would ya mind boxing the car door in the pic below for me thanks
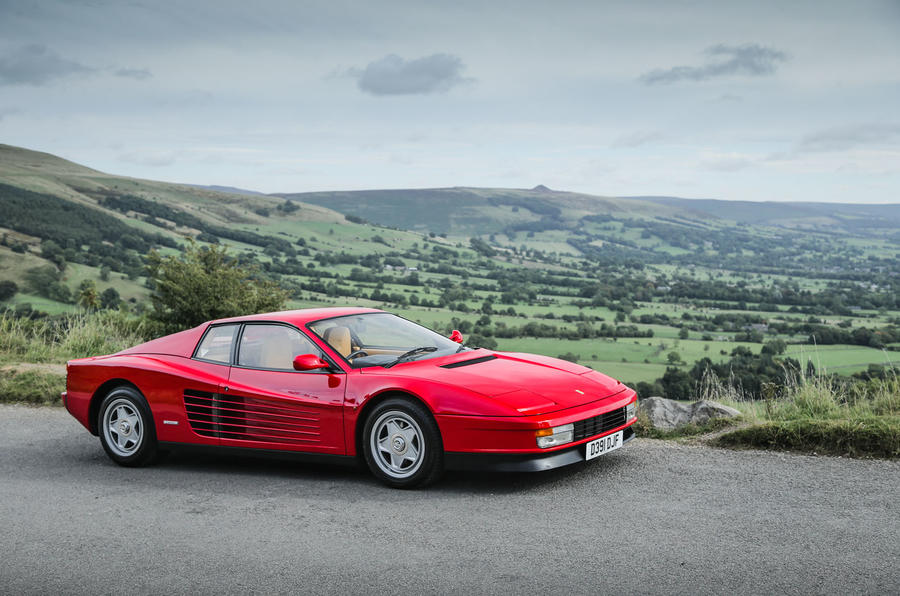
[221,323,347,454]
[177,323,242,445]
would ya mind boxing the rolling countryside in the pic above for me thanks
[1,143,898,396]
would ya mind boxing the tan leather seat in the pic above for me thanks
[323,326,352,357]
[259,330,294,370]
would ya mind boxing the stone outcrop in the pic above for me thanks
[640,397,741,430]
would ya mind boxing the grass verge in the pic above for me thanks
[0,369,65,406]
[633,413,740,439]
[0,310,147,364]
[714,418,900,459]
[709,371,899,459]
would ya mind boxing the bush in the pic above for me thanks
[146,241,288,332]
[557,352,579,363]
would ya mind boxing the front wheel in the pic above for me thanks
[98,386,159,467]
[363,398,444,488]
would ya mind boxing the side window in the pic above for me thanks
[237,324,323,371]
[194,324,239,364]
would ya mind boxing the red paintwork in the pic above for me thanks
[65,307,637,461]
[293,354,330,371]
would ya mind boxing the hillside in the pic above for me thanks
[276,185,684,236]
[0,144,343,230]
[632,196,900,233]
[1,143,898,393]
[279,185,900,239]
[280,183,898,275]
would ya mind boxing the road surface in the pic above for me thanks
[1,405,897,594]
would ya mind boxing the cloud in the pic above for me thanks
[114,67,152,80]
[0,107,22,121]
[350,53,471,95]
[151,89,214,108]
[640,43,787,85]
[798,123,900,152]
[0,44,93,86]
[701,155,753,172]
[611,130,664,148]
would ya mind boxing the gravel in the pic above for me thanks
[1,404,898,595]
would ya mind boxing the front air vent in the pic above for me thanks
[440,355,498,369]
[573,406,627,441]
[183,389,320,445]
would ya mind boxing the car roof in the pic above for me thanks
[209,306,385,327]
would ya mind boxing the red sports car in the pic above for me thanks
[64,307,638,488]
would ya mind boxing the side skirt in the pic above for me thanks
[158,442,358,467]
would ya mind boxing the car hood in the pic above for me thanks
[366,350,626,415]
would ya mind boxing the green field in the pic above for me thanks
[1,143,898,400]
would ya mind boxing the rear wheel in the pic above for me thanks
[363,398,443,488]
[98,387,159,467]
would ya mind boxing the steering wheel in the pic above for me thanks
[347,349,369,360]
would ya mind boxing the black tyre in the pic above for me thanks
[363,397,444,488]
[97,386,159,467]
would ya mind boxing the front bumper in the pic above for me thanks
[444,426,635,472]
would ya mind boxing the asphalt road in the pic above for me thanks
[1,405,897,595]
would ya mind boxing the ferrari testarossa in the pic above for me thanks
[64,307,638,488]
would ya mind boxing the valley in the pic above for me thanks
[1,143,898,397]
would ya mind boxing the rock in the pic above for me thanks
[640,396,741,430]
[691,400,741,425]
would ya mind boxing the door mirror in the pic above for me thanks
[293,354,331,371]
[449,329,464,344]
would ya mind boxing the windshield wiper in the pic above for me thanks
[383,346,438,368]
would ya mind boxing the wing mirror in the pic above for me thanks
[449,329,464,344]
[293,354,331,371]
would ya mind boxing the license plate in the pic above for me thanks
[585,430,623,460]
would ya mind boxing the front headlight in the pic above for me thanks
[535,423,574,448]
[626,399,637,421]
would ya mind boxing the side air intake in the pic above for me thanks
[183,389,321,445]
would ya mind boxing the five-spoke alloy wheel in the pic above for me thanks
[363,398,443,488]
[98,386,159,467]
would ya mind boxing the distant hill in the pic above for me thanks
[276,186,683,236]
[277,186,899,237]
[629,196,900,232]
[0,143,343,232]
[1,143,897,290]
[185,184,267,196]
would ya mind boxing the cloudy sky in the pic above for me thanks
[1,0,898,203]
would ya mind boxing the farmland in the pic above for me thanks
[1,143,898,397]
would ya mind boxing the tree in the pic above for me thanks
[661,366,693,400]
[678,327,689,340]
[24,265,72,303]
[761,339,787,355]
[77,280,99,310]
[469,237,496,257]
[146,241,288,331]
[40,239,66,270]
[100,287,121,310]
[0,280,18,301]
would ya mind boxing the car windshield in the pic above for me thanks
[308,313,468,368]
